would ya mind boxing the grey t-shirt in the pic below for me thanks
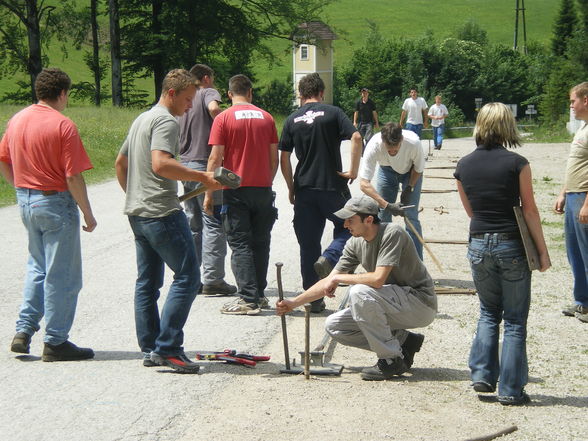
[178,87,222,162]
[119,104,182,218]
[335,223,437,310]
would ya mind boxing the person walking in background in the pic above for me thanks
[353,87,379,147]
[207,74,279,316]
[454,102,550,405]
[359,122,425,259]
[115,69,221,373]
[0,68,96,362]
[279,72,362,313]
[399,88,428,137]
[554,81,588,323]
[428,95,449,150]
[178,63,236,297]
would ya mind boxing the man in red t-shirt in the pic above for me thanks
[0,68,96,362]
[207,74,278,315]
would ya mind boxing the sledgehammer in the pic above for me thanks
[179,167,241,202]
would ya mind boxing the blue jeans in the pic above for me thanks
[222,187,276,303]
[467,234,531,398]
[293,188,351,290]
[15,188,82,345]
[377,166,423,259]
[128,210,199,356]
[432,124,445,148]
[405,123,423,137]
[182,160,228,285]
[564,192,588,307]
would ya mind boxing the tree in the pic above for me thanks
[551,0,577,56]
[454,19,488,46]
[0,0,56,102]
[116,0,333,100]
[108,0,122,106]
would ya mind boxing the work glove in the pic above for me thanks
[384,202,405,217]
[400,185,413,206]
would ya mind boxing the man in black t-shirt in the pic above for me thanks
[353,88,379,145]
[280,73,362,312]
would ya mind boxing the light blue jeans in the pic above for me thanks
[467,234,531,399]
[128,210,199,356]
[182,160,228,285]
[377,166,423,259]
[564,192,588,307]
[15,188,82,345]
[433,124,445,148]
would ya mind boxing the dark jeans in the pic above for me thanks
[222,187,276,304]
[293,188,351,290]
[128,210,199,356]
[358,122,374,146]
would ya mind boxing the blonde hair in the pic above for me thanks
[161,69,199,96]
[571,82,588,99]
[474,102,521,148]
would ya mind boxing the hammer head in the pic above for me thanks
[213,167,241,189]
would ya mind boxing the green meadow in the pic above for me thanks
[0,0,558,100]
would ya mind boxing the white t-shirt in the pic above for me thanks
[359,130,425,179]
[402,97,428,125]
[428,103,448,127]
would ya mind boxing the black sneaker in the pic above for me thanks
[472,381,495,393]
[11,332,32,354]
[42,341,94,362]
[151,352,200,374]
[310,299,326,313]
[202,281,237,296]
[360,357,408,381]
[401,332,424,369]
[498,391,531,406]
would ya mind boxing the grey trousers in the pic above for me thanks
[182,160,228,285]
[325,284,436,360]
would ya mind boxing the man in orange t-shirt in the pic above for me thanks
[0,68,96,362]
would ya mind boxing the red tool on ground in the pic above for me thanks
[195,350,270,367]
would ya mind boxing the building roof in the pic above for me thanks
[293,21,337,42]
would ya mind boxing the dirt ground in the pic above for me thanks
[178,137,588,441]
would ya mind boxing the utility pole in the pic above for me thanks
[513,0,528,54]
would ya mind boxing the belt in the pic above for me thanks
[470,232,521,240]
[42,190,58,196]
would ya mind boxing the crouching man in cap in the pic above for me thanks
[276,196,437,380]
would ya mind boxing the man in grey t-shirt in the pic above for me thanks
[115,69,221,374]
[178,63,236,296]
[277,196,437,381]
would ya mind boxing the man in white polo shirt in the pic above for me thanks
[359,122,425,259]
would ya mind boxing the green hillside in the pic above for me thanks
[254,0,558,86]
[0,0,558,101]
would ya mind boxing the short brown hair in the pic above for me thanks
[571,82,588,99]
[380,122,403,146]
[189,64,214,81]
[298,73,324,99]
[35,68,71,101]
[161,69,198,96]
[228,74,252,96]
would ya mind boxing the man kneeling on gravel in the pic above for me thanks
[276,196,437,380]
